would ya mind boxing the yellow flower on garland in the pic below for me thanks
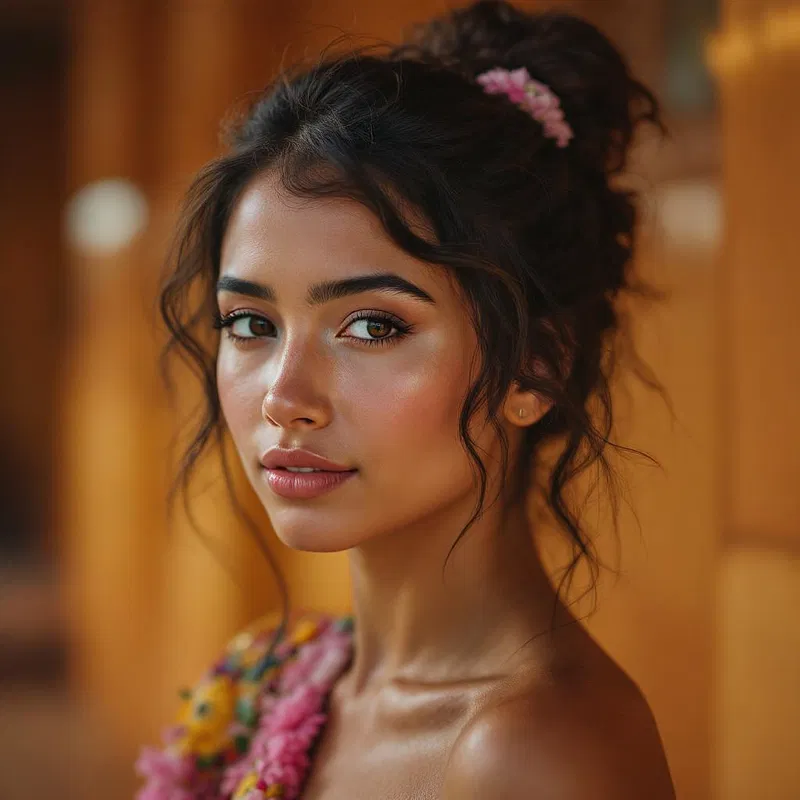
[174,674,236,757]
[232,771,260,799]
[232,771,285,799]
[289,618,320,646]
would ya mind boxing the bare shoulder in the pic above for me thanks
[443,653,676,799]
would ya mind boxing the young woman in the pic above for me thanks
[137,2,676,797]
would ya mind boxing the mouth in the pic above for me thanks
[271,467,358,474]
[263,466,358,499]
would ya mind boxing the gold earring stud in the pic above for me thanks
[518,408,526,419]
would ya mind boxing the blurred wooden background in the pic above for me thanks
[0,1,798,798]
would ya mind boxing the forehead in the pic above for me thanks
[219,169,440,284]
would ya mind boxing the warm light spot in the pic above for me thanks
[706,28,756,75]
[655,180,723,252]
[64,178,149,255]
[762,8,800,53]
[707,8,800,75]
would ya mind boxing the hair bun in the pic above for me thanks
[398,0,663,174]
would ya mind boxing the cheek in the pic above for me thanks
[353,339,474,473]
[217,350,262,438]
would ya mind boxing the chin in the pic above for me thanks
[277,533,353,553]
[265,511,361,553]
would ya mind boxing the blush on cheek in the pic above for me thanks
[356,377,478,527]
[373,358,493,497]
[369,371,464,457]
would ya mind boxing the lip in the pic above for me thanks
[263,468,357,499]
[260,447,354,472]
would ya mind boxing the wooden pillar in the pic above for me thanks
[711,1,800,797]
[63,0,164,756]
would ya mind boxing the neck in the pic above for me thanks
[344,491,573,694]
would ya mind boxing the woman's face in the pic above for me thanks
[217,170,514,552]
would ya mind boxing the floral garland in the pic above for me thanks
[135,612,354,800]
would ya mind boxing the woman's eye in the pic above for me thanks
[346,317,396,342]
[230,315,272,339]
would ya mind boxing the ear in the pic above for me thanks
[502,379,552,428]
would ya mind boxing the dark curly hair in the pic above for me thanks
[159,0,667,634]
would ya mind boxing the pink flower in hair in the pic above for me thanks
[476,66,575,148]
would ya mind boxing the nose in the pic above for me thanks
[262,394,324,429]
[260,340,331,430]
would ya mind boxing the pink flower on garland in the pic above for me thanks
[136,747,193,785]
[135,747,217,800]
[222,685,328,798]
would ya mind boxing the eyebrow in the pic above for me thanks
[216,272,436,306]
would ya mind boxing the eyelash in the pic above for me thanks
[212,309,413,349]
